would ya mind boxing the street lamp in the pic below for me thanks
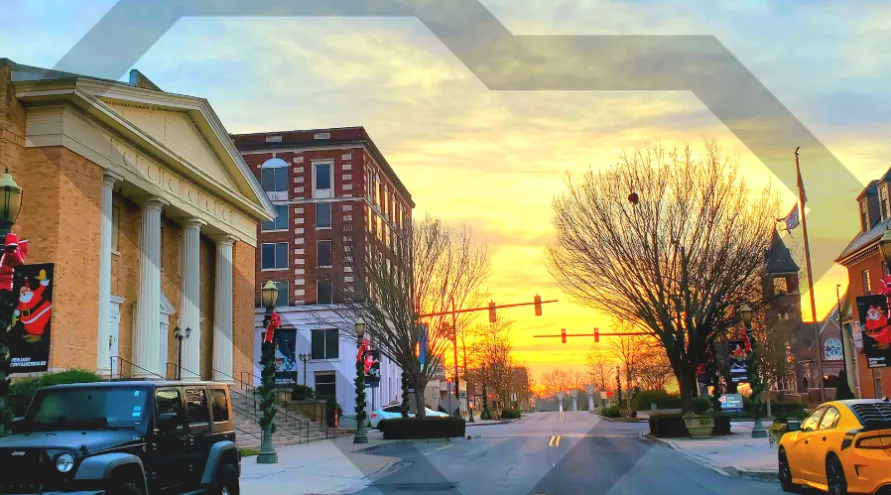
[739,303,767,438]
[298,353,310,393]
[257,281,279,464]
[0,169,23,237]
[354,317,369,444]
[173,326,191,380]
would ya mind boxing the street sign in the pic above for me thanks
[719,394,743,412]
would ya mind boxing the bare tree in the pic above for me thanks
[475,318,516,408]
[546,142,780,411]
[343,215,490,418]
[585,348,615,392]
[539,368,584,397]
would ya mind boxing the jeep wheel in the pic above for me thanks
[215,463,239,495]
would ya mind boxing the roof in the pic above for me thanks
[836,218,891,262]
[765,230,799,274]
[232,127,415,208]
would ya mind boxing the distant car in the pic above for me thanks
[369,405,451,428]
[777,398,891,494]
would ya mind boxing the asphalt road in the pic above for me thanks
[352,411,788,495]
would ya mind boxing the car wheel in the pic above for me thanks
[777,450,798,493]
[215,462,240,495]
[826,455,847,495]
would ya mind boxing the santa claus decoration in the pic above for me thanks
[864,304,891,349]
[263,312,281,343]
[13,269,51,343]
[0,232,27,293]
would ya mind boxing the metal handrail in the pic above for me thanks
[165,362,202,381]
[109,356,164,381]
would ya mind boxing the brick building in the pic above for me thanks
[0,59,275,381]
[231,128,414,411]
[836,174,891,399]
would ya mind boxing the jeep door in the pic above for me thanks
[183,386,213,488]
[151,387,190,492]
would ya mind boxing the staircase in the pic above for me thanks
[227,386,331,450]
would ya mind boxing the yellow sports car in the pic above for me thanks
[778,398,891,494]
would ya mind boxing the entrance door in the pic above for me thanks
[109,296,123,377]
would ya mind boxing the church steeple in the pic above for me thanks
[765,229,800,275]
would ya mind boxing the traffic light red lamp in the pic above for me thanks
[534,294,542,316]
[594,328,599,343]
[561,328,567,344]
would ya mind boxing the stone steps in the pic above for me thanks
[228,388,332,449]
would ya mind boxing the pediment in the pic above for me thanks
[101,101,238,191]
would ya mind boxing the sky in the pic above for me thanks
[4,0,890,381]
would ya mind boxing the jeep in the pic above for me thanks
[0,381,241,495]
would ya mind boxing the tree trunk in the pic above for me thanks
[766,391,772,418]
[413,387,427,418]
[400,369,411,418]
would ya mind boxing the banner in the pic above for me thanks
[719,394,743,412]
[364,349,381,386]
[6,263,54,373]
[418,323,428,365]
[262,327,297,386]
[853,321,864,351]
[728,340,750,383]
[856,295,891,368]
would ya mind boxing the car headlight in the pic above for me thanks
[55,452,75,473]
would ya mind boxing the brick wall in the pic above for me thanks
[232,240,256,383]
[845,251,889,398]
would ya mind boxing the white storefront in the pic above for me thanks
[253,306,403,412]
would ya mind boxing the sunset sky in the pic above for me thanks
[5,0,890,380]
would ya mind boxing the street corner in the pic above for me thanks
[721,466,779,482]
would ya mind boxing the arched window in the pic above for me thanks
[261,158,289,194]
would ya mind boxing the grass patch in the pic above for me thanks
[240,448,260,457]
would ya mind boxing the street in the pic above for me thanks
[351,412,786,495]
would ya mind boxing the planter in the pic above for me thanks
[684,416,715,438]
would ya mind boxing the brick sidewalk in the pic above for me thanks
[644,422,778,480]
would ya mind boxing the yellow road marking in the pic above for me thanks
[555,436,561,447]
[548,435,556,447]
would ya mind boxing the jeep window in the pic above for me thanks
[185,387,210,424]
[210,388,229,422]
[156,388,185,424]
[28,387,148,430]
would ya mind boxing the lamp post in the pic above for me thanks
[257,281,279,464]
[173,326,191,380]
[740,304,767,438]
[298,353,310,393]
[0,169,23,237]
[354,317,368,444]
[0,169,22,437]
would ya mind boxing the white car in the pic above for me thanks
[369,405,450,428]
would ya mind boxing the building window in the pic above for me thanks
[773,277,788,294]
[261,158,289,193]
[261,242,288,270]
[111,205,120,253]
[313,162,332,198]
[262,204,289,231]
[863,269,872,294]
[273,281,289,306]
[315,372,336,399]
[316,202,332,229]
[317,279,333,304]
[311,329,339,360]
[882,184,890,221]
[861,199,870,231]
[317,240,332,267]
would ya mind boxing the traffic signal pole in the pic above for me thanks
[535,329,650,343]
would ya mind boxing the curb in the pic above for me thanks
[334,457,408,495]
[639,433,777,482]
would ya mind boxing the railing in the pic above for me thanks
[109,356,164,381]
[165,362,202,381]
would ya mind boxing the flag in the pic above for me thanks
[777,205,800,231]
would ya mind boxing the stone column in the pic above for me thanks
[212,236,235,382]
[97,171,122,373]
[132,197,166,378]
[571,390,578,411]
[179,218,205,380]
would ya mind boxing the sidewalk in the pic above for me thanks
[240,431,405,495]
[643,422,778,481]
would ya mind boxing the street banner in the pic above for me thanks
[728,339,749,383]
[856,295,891,368]
[719,394,743,412]
[6,263,54,373]
[418,323,428,365]
[262,327,297,386]
[365,349,381,385]
[853,320,864,351]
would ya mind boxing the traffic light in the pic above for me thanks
[415,342,420,357]
[594,328,599,343]
[488,301,496,323]
[561,328,567,344]
[534,294,542,316]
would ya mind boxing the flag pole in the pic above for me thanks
[796,146,827,402]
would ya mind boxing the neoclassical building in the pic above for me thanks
[0,59,275,382]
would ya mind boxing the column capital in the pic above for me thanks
[183,217,207,230]
[215,234,236,246]
[142,196,170,210]
[103,169,125,186]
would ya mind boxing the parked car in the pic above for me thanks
[369,405,450,428]
[0,381,241,495]
[778,398,891,494]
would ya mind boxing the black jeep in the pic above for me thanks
[0,381,241,495]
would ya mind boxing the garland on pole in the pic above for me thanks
[355,351,367,425]
[259,313,281,433]
[400,369,410,418]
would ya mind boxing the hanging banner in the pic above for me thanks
[418,323,428,365]
[852,320,864,351]
[728,340,750,383]
[262,327,297,386]
[6,263,54,373]
[856,295,891,368]
[365,349,381,385]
